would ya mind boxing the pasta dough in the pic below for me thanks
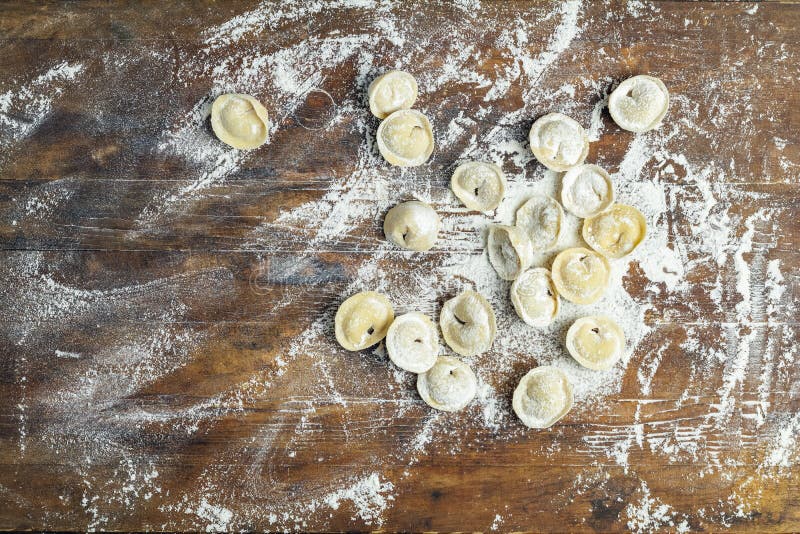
[487,224,533,281]
[417,355,477,412]
[386,312,439,373]
[368,70,418,119]
[210,93,269,149]
[510,268,560,327]
[512,366,573,429]
[515,194,564,252]
[440,290,496,357]
[561,164,615,218]
[450,161,506,211]
[383,200,440,251]
[582,203,647,259]
[551,247,610,305]
[608,75,670,133]
[334,291,394,351]
[566,315,625,371]
[529,113,589,171]
[377,109,434,166]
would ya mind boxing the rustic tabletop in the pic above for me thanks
[0,1,798,532]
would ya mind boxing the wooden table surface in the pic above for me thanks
[1,1,798,531]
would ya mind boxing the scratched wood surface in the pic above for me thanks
[0,1,799,532]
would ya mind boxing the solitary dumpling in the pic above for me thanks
[510,268,560,327]
[487,225,533,281]
[377,109,434,166]
[512,366,573,429]
[334,291,394,351]
[417,355,477,412]
[551,247,611,305]
[451,161,506,212]
[383,200,440,251]
[211,94,269,149]
[566,315,625,371]
[582,203,647,259]
[515,194,564,252]
[561,164,615,218]
[529,113,589,171]
[608,75,669,133]
[386,312,439,373]
[368,70,418,119]
[440,290,496,357]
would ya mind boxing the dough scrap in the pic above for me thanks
[383,200,440,251]
[512,366,573,429]
[211,93,269,149]
[417,355,477,412]
[566,315,625,371]
[529,113,589,171]
[377,109,434,166]
[551,247,611,305]
[450,161,506,211]
[561,164,615,218]
[334,291,394,351]
[515,194,564,252]
[487,224,533,281]
[510,268,560,327]
[386,312,439,373]
[583,203,647,259]
[439,290,496,357]
[608,75,670,133]
[368,70,418,119]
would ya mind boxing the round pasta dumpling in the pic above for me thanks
[439,290,496,357]
[487,225,534,281]
[551,247,611,305]
[512,366,573,429]
[583,203,647,259]
[510,268,560,327]
[515,194,564,252]
[561,164,615,218]
[417,356,477,412]
[211,93,269,149]
[386,312,439,373]
[608,75,669,133]
[368,70,418,119]
[376,109,434,166]
[383,200,440,251]
[529,113,589,171]
[334,291,394,351]
[450,161,506,211]
[566,315,625,371]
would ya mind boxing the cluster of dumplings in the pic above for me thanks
[332,72,668,429]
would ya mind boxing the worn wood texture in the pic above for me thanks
[0,1,798,532]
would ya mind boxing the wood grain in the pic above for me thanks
[1,1,798,531]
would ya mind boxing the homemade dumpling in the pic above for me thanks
[386,312,439,373]
[210,93,269,149]
[582,203,647,259]
[515,194,564,252]
[551,247,611,305]
[334,291,394,351]
[383,200,440,251]
[377,109,434,166]
[417,355,477,412]
[566,315,625,371]
[450,161,506,211]
[487,225,533,281]
[510,268,560,327]
[512,366,573,429]
[368,70,418,119]
[529,113,589,171]
[439,290,496,357]
[608,75,669,133]
[561,164,615,218]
